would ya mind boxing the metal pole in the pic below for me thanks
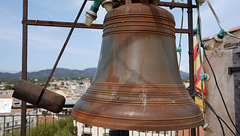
[21,0,28,135]
[26,20,190,33]
[187,0,196,136]
[35,0,87,107]
[109,130,129,136]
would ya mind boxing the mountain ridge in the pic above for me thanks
[0,68,189,79]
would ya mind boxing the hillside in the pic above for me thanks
[0,68,189,79]
[0,68,96,78]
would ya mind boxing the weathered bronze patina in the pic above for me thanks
[72,3,204,131]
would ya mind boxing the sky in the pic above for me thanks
[0,0,239,73]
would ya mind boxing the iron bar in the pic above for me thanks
[12,104,75,109]
[12,116,14,136]
[187,0,196,136]
[26,20,189,33]
[4,116,6,136]
[21,0,28,135]
[188,0,194,98]
[35,0,88,108]
[60,118,62,136]
[44,115,46,136]
[83,123,85,134]
[197,127,199,136]
[90,125,92,135]
[52,114,54,136]
[27,20,103,29]
[158,1,197,8]
[97,126,99,136]
[28,115,30,136]
[109,130,129,136]
[67,115,70,136]
[36,115,39,136]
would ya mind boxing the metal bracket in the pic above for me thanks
[228,67,240,75]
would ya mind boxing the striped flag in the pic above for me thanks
[193,36,206,110]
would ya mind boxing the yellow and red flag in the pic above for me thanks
[193,36,206,110]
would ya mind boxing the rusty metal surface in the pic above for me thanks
[72,3,203,131]
[158,1,197,8]
[187,0,196,135]
[27,20,189,33]
[13,80,65,113]
[27,20,104,29]
[21,0,28,135]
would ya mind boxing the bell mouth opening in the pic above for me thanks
[72,82,204,131]
[72,101,204,131]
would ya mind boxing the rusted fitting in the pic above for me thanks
[12,80,65,113]
[198,0,205,6]
[101,0,113,12]
[204,36,223,50]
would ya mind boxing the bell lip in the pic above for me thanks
[71,108,204,131]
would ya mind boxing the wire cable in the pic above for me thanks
[203,48,240,135]
[177,0,184,67]
[195,0,205,113]
[195,91,237,136]
[195,92,225,136]
[206,0,240,40]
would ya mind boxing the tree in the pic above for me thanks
[4,84,13,90]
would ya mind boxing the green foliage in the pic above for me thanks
[182,78,189,83]
[0,77,21,85]
[5,117,74,136]
[0,76,90,85]
[3,84,13,90]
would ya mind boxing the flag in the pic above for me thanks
[194,36,206,110]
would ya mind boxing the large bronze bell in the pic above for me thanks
[72,3,204,131]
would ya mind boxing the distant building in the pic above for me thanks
[0,85,4,90]
[0,94,36,135]
[0,90,14,95]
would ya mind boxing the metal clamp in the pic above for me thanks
[228,67,240,75]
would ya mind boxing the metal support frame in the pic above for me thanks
[187,0,196,136]
[21,0,28,135]
[110,130,129,136]
[21,0,197,136]
[27,20,190,33]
